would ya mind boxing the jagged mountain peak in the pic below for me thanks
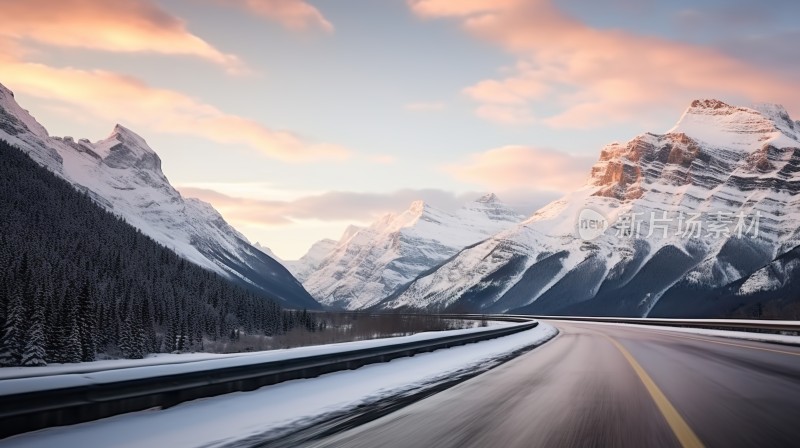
[749,102,790,118]
[670,98,797,150]
[587,99,800,201]
[749,102,796,131]
[464,193,514,212]
[110,123,149,146]
[0,82,50,139]
[408,199,429,215]
[95,122,160,165]
[0,82,18,106]
[688,98,735,111]
[475,192,500,203]
[460,193,525,225]
[376,200,448,234]
[339,224,363,244]
[0,81,13,97]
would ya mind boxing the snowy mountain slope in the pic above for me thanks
[302,194,525,309]
[282,238,338,282]
[254,238,339,283]
[0,82,319,309]
[380,99,800,317]
[254,242,282,261]
[254,225,365,283]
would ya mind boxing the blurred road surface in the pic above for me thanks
[306,321,800,448]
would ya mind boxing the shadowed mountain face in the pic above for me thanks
[0,82,319,309]
[376,100,800,317]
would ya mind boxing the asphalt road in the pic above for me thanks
[304,321,800,448]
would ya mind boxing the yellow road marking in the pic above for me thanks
[606,336,705,448]
[652,332,800,357]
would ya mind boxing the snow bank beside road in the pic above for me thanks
[0,321,516,394]
[1,322,556,448]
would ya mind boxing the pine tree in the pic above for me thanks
[0,287,24,366]
[77,281,96,362]
[19,288,47,366]
[21,310,47,367]
[63,322,83,363]
[141,298,156,353]
[163,316,177,353]
[44,293,64,364]
[176,319,188,352]
[119,315,145,359]
[119,316,133,359]
[60,282,83,363]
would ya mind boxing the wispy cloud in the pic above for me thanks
[0,0,244,73]
[179,187,488,226]
[212,0,334,32]
[444,145,594,191]
[410,0,800,127]
[409,0,519,17]
[0,0,349,161]
[1,62,351,162]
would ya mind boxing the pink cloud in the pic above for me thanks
[409,0,520,18]
[1,63,350,162]
[464,76,548,105]
[411,0,800,127]
[218,0,334,32]
[0,0,243,72]
[444,145,594,191]
[179,187,488,225]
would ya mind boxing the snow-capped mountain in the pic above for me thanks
[302,194,525,309]
[0,82,319,309]
[379,99,800,317]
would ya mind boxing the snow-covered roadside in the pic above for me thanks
[0,352,254,381]
[557,320,800,345]
[0,320,514,383]
[0,322,556,448]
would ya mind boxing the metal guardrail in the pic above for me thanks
[517,315,800,333]
[5,313,792,439]
[0,317,538,439]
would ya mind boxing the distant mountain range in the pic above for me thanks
[291,194,525,310]
[0,82,319,310]
[375,99,800,317]
[287,99,800,318]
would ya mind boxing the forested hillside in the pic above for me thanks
[0,140,317,366]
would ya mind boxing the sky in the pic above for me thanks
[1,0,798,259]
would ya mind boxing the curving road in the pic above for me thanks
[304,321,800,448]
